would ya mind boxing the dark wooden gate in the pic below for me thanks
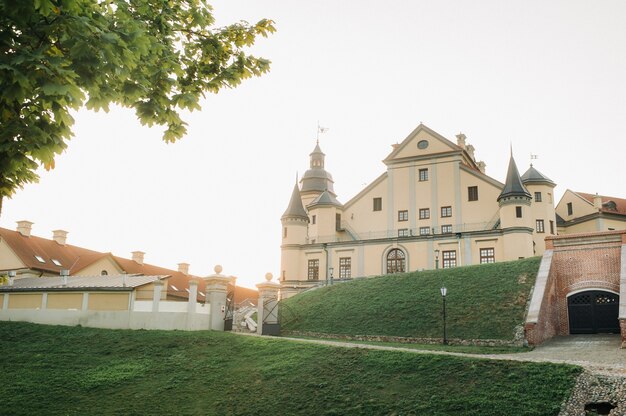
[568,290,619,334]
[224,287,235,331]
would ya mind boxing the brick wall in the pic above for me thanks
[526,230,625,346]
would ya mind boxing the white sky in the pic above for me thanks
[3,0,626,289]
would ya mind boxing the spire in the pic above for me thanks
[497,153,531,202]
[282,180,309,221]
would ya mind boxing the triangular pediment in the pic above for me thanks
[384,124,463,164]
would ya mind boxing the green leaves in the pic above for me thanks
[0,0,275,209]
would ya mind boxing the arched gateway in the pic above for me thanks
[568,290,620,334]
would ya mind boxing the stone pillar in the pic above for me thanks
[256,273,281,336]
[187,279,199,314]
[203,265,233,331]
[152,279,164,312]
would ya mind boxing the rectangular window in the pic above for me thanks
[398,210,408,221]
[567,202,573,216]
[534,192,542,202]
[339,257,351,279]
[419,226,431,236]
[516,206,523,218]
[441,206,452,217]
[480,248,495,264]
[468,186,478,201]
[442,250,456,268]
[550,220,555,235]
[536,219,545,233]
[311,215,316,225]
[283,227,288,238]
[281,270,286,281]
[419,208,430,219]
[336,213,341,231]
[307,259,319,281]
[398,228,409,237]
[418,168,428,181]
[441,224,453,234]
[373,197,382,211]
[548,193,553,203]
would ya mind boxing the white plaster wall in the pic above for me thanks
[0,309,212,331]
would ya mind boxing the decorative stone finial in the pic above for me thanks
[265,272,273,282]
[214,265,223,274]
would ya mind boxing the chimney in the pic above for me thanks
[593,194,603,210]
[16,220,33,237]
[456,133,467,149]
[477,161,486,174]
[52,230,68,246]
[131,251,145,265]
[178,263,190,275]
[8,270,16,286]
[60,269,69,286]
[466,144,476,161]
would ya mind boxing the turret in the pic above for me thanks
[521,165,557,254]
[498,152,535,259]
[280,179,309,282]
[307,190,343,242]
[300,141,336,206]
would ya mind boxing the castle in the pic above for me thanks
[279,123,626,298]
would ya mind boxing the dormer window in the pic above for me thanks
[34,255,45,263]
[51,259,62,267]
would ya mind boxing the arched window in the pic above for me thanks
[100,270,108,276]
[386,249,406,274]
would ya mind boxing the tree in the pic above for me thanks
[0,0,275,214]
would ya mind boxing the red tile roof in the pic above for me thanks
[0,227,104,274]
[576,192,626,215]
[0,226,257,305]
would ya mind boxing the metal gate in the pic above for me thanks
[224,287,235,331]
[568,290,619,334]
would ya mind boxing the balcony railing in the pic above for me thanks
[307,221,500,244]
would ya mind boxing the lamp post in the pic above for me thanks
[440,286,448,345]
[434,249,440,270]
[329,267,334,285]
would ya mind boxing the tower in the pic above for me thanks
[280,178,309,285]
[497,152,535,260]
[521,165,557,255]
[299,142,336,206]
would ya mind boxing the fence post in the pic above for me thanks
[202,265,232,331]
[188,279,198,314]
[152,279,164,312]
[256,273,281,336]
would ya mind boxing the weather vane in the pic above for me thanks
[316,120,329,142]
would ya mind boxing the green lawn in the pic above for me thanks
[282,257,541,340]
[0,321,579,415]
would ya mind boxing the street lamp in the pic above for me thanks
[329,267,334,285]
[440,286,448,345]
[434,249,440,270]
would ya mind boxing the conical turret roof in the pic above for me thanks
[521,165,556,186]
[307,189,343,209]
[282,181,309,220]
[497,153,531,202]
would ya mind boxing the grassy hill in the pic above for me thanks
[0,322,578,416]
[281,257,541,341]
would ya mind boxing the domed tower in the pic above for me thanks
[521,165,557,255]
[300,141,336,206]
[280,178,309,284]
[497,152,535,260]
